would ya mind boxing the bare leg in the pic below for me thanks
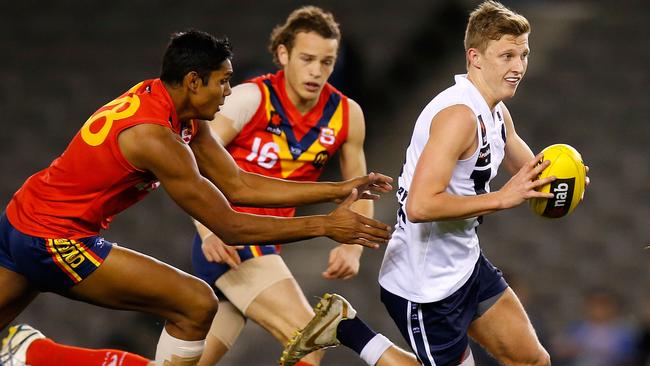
[197,301,244,366]
[246,278,324,365]
[374,345,420,366]
[68,246,218,365]
[469,288,550,366]
[0,266,38,330]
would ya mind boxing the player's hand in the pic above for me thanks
[498,152,556,209]
[337,172,393,202]
[201,233,244,269]
[325,189,391,248]
[322,244,363,280]
[582,165,590,200]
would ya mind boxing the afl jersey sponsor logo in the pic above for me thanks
[265,111,283,136]
[319,127,336,146]
[312,151,329,169]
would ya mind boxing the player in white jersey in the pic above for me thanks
[280,1,590,365]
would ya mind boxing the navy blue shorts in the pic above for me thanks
[191,233,278,298]
[0,213,113,293]
[380,253,508,366]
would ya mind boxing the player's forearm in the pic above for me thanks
[214,213,327,245]
[230,171,347,207]
[170,178,327,244]
[406,191,502,222]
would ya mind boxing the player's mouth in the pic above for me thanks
[304,82,320,93]
[504,76,521,86]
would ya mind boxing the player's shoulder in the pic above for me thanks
[433,104,476,129]
[223,82,262,109]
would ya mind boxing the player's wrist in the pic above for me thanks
[341,243,363,254]
[333,180,351,203]
[201,231,215,242]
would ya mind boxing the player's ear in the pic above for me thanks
[277,44,290,67]
[467,48,481,69]
[184,71,202,93]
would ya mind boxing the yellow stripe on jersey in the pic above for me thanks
[262,85,273,123]
[273,101,344,179]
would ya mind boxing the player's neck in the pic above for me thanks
[164,82,196,122]
[467,72,499,111]
[284,79,318,115]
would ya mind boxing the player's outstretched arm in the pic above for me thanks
[190,120,392,208]
[118,123,390,247]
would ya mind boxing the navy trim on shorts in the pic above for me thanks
[0,213,113,293]
[191,232,279,299]
[380,252,508,366]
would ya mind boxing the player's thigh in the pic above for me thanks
[217,255,312,342]
[468,287,548,365]
[0,266,38,329]
[68,245,217,323]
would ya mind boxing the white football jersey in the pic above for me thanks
[379,75,507,303]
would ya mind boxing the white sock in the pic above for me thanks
[359,333,393,366]
[154,327,205,366]
[459,348,475,366]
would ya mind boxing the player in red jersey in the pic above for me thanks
[0,29,392,366]
[190,7,384,366]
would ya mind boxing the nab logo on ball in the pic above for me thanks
[541,178,575,218]
[530,144,586,219]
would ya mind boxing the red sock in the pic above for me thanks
[294,361,315,366]
[26,338,150,366]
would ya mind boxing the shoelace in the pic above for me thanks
[1,327,36,366]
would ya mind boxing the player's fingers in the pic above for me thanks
[355,226,391,243]
[533,176,556,188]
[359,192,380,200]
[327,260,345,277]
[359,216,392,233]
[531,159,551,176]
[202,249,215,263]
[201,243,218,262]
[369,172,393,184]
[530,190,554,199]
[340,188,359,207]
[347,237,380,249]
[218,245,240,269]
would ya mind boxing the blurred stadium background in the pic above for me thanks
[1,0,648,364]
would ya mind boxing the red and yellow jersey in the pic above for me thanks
[226,70,350,219]
[6,79,196,239]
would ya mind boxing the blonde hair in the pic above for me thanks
[268,6,341,66]
[464,1,530,53]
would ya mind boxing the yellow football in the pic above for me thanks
[530,144,586,218]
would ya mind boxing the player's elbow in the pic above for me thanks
[219,172,258,206]
[405,200,430,223]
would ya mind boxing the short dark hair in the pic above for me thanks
[160,29,233,85]
[268,6,340,67]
